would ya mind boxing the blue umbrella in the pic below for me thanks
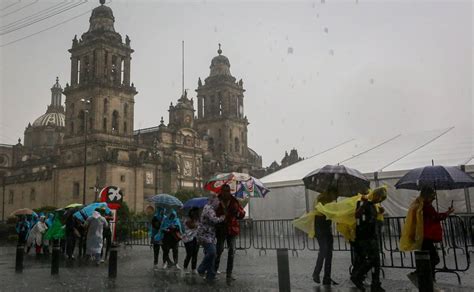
[183,197,209,209]
[148,194,183,207]
[73,202,111,222]
[395,165,474,191]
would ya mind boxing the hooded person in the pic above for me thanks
[85,209,108,265]
[151,206,166,267]
[16,215,30,245]
[156,209,183,269]
[402,187,454,287]
[182,207,200,274]
[26,215,48,256]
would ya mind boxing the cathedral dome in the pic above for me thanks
[32,112,65,128]
[87,0,116,33]
[209,44,232,77]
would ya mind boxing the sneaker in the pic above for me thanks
[192,269,198,275]
[184,267,190,274]
[323,278,338,285]
[163,262,168,269]
[351,276,366,291]
[216,270,221,275]
[407,272,418,288]
[175,264,181,270]
[226,274,236,281]
[100,259,105,263]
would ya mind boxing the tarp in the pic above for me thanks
[256,126,474,219]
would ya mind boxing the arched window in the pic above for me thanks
[235,137,240,153]
[70,103,75,116]
[70,122,74,134]
[218,129,222,137]
[78,111,85,133]
[89,117,93,130]
[229,129,232,139]
[124,103,128,117]
[112,110,119,133]
[103,118,107,132]
[208,137,214,149]
[103,98,109,113]
[123,121,127,133]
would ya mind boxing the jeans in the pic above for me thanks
[184,238,199,270]
[66,233,76,259]
[153,244,161,265]
[313,216,333,280]
[162,241,179,265]
[215,234,236,274]
[422,239,440,280]
[352,238,381,285]
[198,242,217,280]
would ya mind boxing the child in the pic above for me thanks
[182,207,200,274]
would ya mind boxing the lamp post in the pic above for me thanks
[152,138,160,194]
[81,98,91,205]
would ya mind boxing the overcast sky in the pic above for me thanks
[0,0,472,166]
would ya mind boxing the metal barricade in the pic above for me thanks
[251,219,305,256]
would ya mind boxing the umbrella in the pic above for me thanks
[65,203,83,209]
[10,208,35,217]
[395,165,474,191]
[148,194,183,207]
[73,202,111,222]
[183,197,209,209]
[204,172,270,198]
[303,164,370,197]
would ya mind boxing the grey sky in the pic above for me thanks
[0,0,472,166]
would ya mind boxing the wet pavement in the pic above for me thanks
[0,245,472,291]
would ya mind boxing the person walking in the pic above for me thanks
[350,188,387,292]
[182,207,200,274]
[26,215,48,257]
[151,207,166,268]
[215,184,246,281]
[16,215,30,246]
[312,187,338,285]
[101,214,112,262]
[402,187,454,287]
[159,209,183,269]
[85,209,108,266]
[197,196,225,282]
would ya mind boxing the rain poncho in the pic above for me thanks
[399,197,424,251]
[292,193,332,238]
[44,213,65,240]
[154,209,183,242]
[314,187,387,242]
[85,211,108,255]
[26,219,48,247]
[150,207,166,243]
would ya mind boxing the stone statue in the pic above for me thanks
[125,35,130,46]
[198,77,202,87]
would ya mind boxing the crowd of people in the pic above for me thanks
[295,185,454,292]
[150,184,245,282]
[15,208,112,266]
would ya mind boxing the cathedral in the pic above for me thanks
[0,1,262,216]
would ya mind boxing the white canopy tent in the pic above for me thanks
[253,126,474,220]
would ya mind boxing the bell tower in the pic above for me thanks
[195,44,249,172]
[63,0,137,144]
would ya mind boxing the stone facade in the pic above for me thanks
[0,1,262,218]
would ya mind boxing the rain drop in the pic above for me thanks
[370,78,375,84]
[330,120,334,126]
[214,26,218,32]
[321,0,325,3]
[287,47,294,54]
[324,27,329,33]
[316,13,319,18]
[329,49,334,56]
[275,138,280,144]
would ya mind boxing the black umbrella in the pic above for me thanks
[303,164,370,197]
[395,165,474,191]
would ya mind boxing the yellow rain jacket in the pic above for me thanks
[292,193,333,238]
[315,187,386,241]
[399,197,424,251]
[293,188,386,241]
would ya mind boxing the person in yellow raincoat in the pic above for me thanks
[313,187,387,292]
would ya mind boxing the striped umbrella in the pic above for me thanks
[303,164,370,197]
[204,172,270,198]
[148,193,183,207]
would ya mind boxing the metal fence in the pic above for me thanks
[119,215,471,279]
